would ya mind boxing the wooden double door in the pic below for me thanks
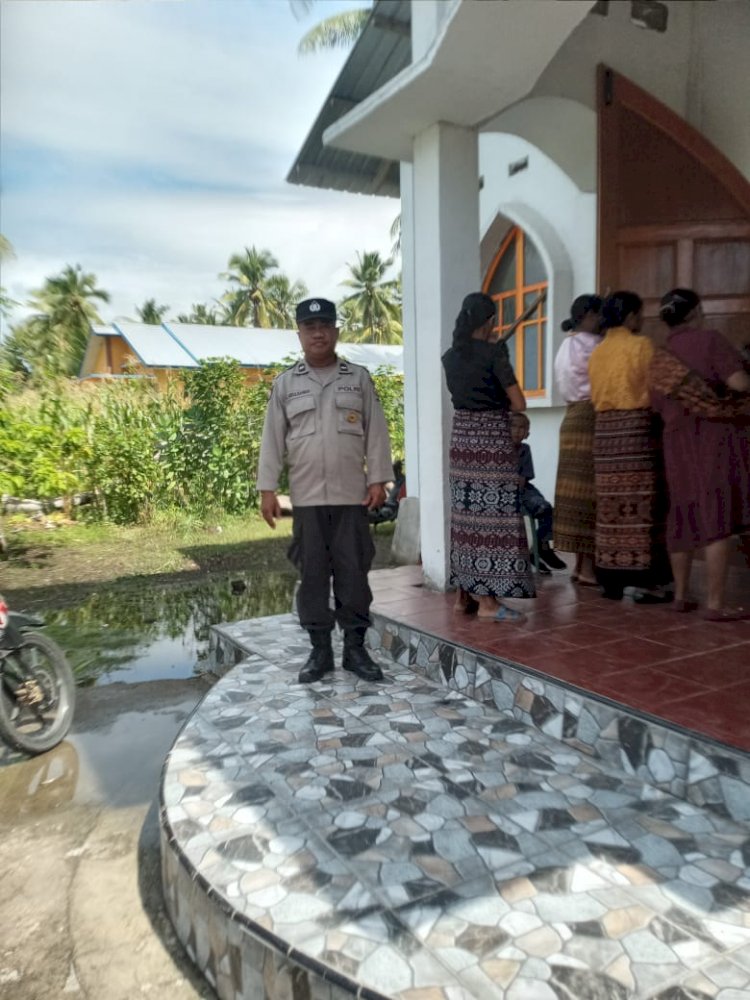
[598,67,750,350]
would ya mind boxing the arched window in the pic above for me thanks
[482,226,548,395]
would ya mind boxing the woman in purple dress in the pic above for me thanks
[651,288,750,620]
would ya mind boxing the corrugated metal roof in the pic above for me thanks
[112,321,195,368]
[84,322,403,374]
[287,0,410,198]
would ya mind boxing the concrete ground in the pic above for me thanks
[0,678,217,1000]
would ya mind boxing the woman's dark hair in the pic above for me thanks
[659,288,701,328]
[561,294,603,332]
[601,291,643,329]
[452,292,496,353]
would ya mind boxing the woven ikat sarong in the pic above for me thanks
[553,400,597,555]
[449,409,535,599]
[594,408,668,573]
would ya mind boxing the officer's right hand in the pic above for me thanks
[260,491,282,529]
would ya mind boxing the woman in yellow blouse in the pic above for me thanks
[588,291,672,601]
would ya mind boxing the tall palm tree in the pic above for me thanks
[26,264,110,375]
[266,274,308,327]
[136,298,169,324]
[339,250,402,344]
[220,246,279,328]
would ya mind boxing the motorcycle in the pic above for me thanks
[0,594,76,755]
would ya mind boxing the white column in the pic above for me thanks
[399,161,419,498]
[412,123,480,590]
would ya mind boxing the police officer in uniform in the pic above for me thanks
[257,297,393,684]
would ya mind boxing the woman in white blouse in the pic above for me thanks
[552,295,603,585]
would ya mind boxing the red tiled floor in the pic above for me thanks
[371,564,750,753]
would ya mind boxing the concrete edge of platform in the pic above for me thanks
[365,611,750,826]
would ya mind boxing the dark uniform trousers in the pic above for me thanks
[290,506,376,633]
[519,484,553,545]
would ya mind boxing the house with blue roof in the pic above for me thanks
[79,321,403,388]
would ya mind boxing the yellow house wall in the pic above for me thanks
[82,334,275,388]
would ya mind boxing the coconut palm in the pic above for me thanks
[220,246,279,328]
[25,264,110,375]
[298,6,370,53]
[339,250,402,344]
[176,303,221,325]
[266,274,308,327]
[0,235,17,320]
[136,298,169,324]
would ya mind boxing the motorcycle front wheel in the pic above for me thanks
[0,632,76,755]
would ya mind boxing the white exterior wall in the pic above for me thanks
[479,132,596,502]
[411,123,480,590]
[531,0,750,181]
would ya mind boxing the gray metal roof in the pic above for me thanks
[82,322,403,374]
[287,0,410,198]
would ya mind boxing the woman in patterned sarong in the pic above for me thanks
[589,292,672,601]
[552,295,604,586]
[441,292,535,622]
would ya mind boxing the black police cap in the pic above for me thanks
[296,298,337,324]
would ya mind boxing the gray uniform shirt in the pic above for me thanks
[256,358,393,506]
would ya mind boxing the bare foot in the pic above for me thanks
[453,589,479,614]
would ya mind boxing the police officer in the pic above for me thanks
[257,297,393,684]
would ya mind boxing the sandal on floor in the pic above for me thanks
[477,605,524,622]
[575,578,599,588]
[672,599,698,613]
[632,591,674,605]
[700,608,750,622]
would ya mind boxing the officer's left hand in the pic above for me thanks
[363,484,386,510]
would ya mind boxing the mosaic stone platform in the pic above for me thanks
[161,615,750,999]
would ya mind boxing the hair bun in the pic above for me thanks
[561,319,574,332]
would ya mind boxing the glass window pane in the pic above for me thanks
[523,235,546,286]
[523,290,544,318]
[501,296,516,326]
[486,239,516,297]
[523,325,540,391]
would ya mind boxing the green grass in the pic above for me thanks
[1,512,396,607]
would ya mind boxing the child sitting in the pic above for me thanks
[510,413,567,573]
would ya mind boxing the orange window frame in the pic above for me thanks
[482,226,547,396]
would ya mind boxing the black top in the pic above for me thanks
[441,340,518,411]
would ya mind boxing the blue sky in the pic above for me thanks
[0,0,396,328]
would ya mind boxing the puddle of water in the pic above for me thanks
[0,695,201,822]
[39,572,296,685]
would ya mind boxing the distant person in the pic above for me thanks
[256,297,393,683]
[589,291,672,602]
[551,294,604,586]
[442,292,534,622]
[651,288,750,620]
[510,413,567,574]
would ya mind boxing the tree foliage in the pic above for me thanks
[339,250,402,344]
[136,298,170,324]
[9,265,110,379]
[220,246,280,327]
[297,8,370,53]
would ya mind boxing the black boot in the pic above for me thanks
[298,630,334,684]
[538,543,567,571]
[342,629,384,682]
